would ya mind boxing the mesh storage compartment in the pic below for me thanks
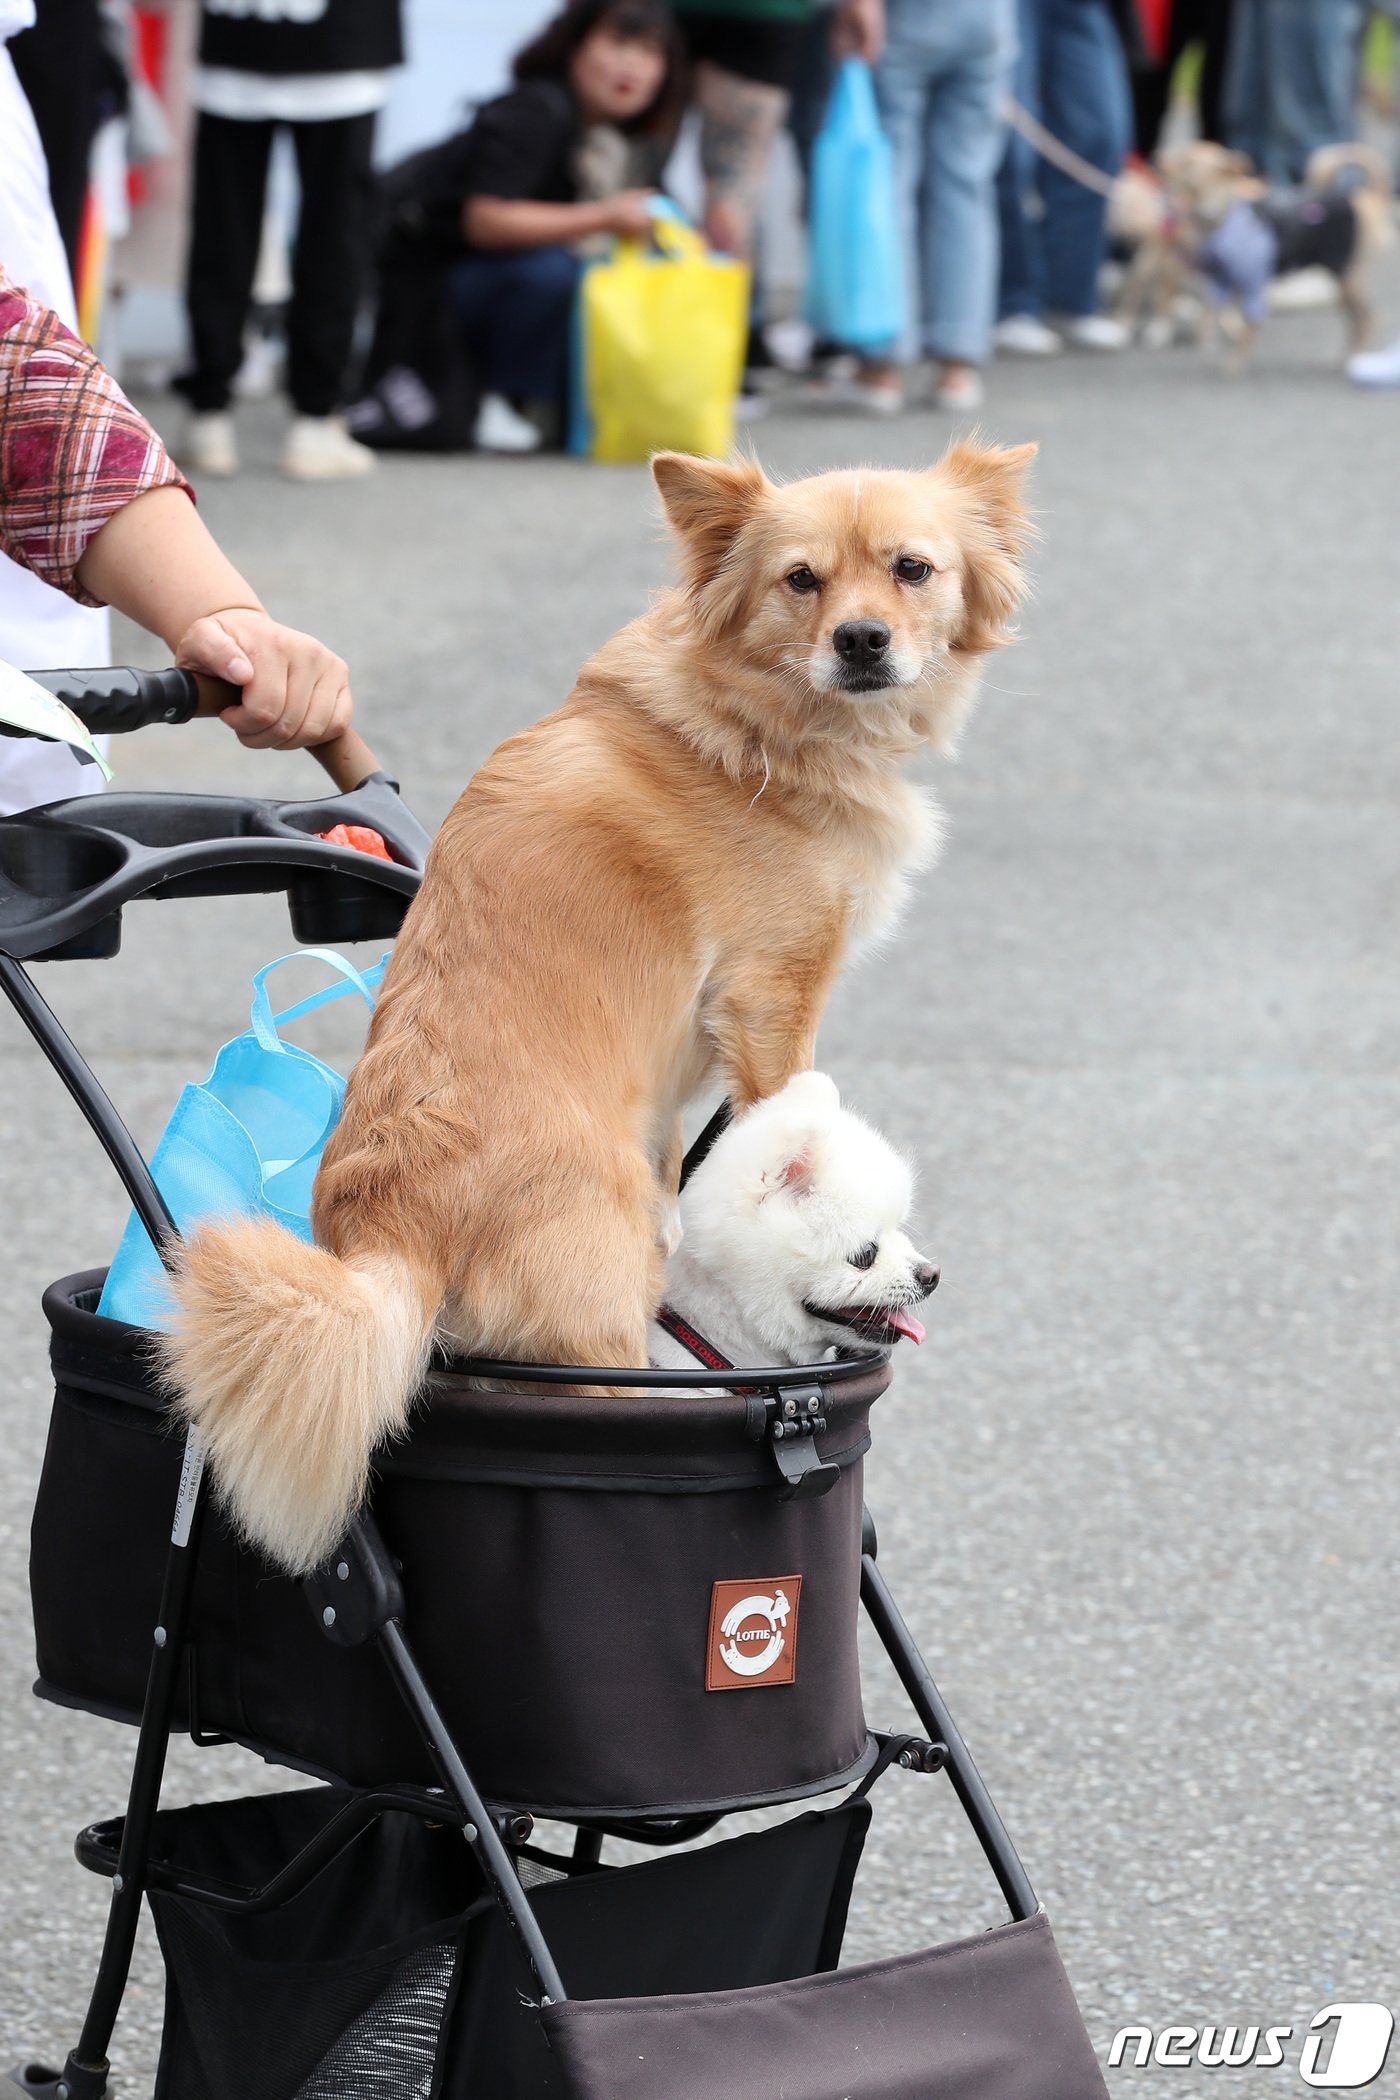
[32,1273,887,1814]
[139,1787,871,2100]
[147,1792,471,2100]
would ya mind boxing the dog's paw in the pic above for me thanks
[658,1194,684,1259]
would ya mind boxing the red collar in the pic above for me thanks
[654,1303,736,1374]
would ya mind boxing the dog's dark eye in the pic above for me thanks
[849,1241,879,1271]
[894,557,933,585]
[786,566,821,593]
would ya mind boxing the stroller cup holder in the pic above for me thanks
[0,779,427,961]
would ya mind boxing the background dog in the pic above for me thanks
[163,439,1033,1573]
[1120,141,1394,364]
[650,1072,937,1374]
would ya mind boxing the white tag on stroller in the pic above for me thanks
[172,1428,206,1547]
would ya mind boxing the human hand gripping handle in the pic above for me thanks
[71,486,378,789]
[174,609,379,792]
[185,666,380,793]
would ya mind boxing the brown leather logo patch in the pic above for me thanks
[706,1577,801,1690]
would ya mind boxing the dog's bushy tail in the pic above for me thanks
[1306,143,1393,203]
[157,1216,436,1575]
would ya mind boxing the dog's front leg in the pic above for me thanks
[709,948,839,1112]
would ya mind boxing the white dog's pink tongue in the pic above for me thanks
[887,1308,925,1344]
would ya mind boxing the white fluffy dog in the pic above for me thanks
[650,1071,937,1372]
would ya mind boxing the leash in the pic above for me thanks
[1003,95,1120,201]
[678,1101,732,1193]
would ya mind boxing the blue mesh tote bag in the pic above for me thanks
[98,948,386,1330]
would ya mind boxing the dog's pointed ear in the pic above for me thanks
[775,1070,840,1115]
[652,451,769,596]
[936,437,1037,519]
[934,438,1038,658]
[761,1147,814,1200]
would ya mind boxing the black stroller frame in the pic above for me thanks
[4,673,1103,2100]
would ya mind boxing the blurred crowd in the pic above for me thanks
[3,0,1399,480]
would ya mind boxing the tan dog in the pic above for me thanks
[161,439,1035,1572]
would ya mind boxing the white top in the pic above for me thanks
[0,1,35,40]
[0,46,109,816]
[192,65,390,121]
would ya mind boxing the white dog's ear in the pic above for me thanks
[761,1148,813,1199]
[773,1071,840,1114]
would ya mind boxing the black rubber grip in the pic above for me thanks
[22,666,201,733]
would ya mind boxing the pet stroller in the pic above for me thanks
[3,671,1109,2100]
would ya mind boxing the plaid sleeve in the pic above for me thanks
[0,270,193,607]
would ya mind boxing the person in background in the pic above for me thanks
[6,0,108,276]
[994,0,1134,356]
[1222,0,1365,187]
[443,0,686,454]
[671,0,884,407]
[840,0,1015,415]
[1131,0,1236,156]
[0,263,355,814]
[176,0,403,483]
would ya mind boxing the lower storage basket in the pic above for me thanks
[135,1788,1107,2100]
[137,1786,872,2100]
[31,1273,888,1815]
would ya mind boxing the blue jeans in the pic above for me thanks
[448,244,580,403]
[1222,0,1364,186]
[997,0,1132,321]
[875,0,1015,366]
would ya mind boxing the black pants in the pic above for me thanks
[182,109,376,416]
[1132,0,1236,155]
[8,0,107,274]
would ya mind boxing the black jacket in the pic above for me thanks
[198,0,403,78]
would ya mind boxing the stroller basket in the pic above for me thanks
[86,1783,1105,2100]
[121,1784,871,2100]
[33,1273,890,1816]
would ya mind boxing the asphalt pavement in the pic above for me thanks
[3,293,1400,2094]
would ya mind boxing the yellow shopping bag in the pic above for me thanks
[571,209,750,463]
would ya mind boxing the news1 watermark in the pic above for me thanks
[1107,2005,1395,2087]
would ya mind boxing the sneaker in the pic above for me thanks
[763,316,816,372]
[1346,335,1400,387]
[808,370,904,414]
[233,330,283,402]
[282,413,377,480]
[472,393,543,454]
[1052,311,1130,351]
[178,410,239,478]
[993,314,1063,358]
[934,366,985,413]
[1268,267,1339,314]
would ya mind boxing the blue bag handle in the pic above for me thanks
[249,947,388,1056]
[828,56,881,137]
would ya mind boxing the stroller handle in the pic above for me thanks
[25,666,380,795]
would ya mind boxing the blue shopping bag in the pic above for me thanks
[805,58,907,353]
[98,947,387,1330]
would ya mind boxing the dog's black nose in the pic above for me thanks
[833,619,891,665]
[914,1263,940,1297]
